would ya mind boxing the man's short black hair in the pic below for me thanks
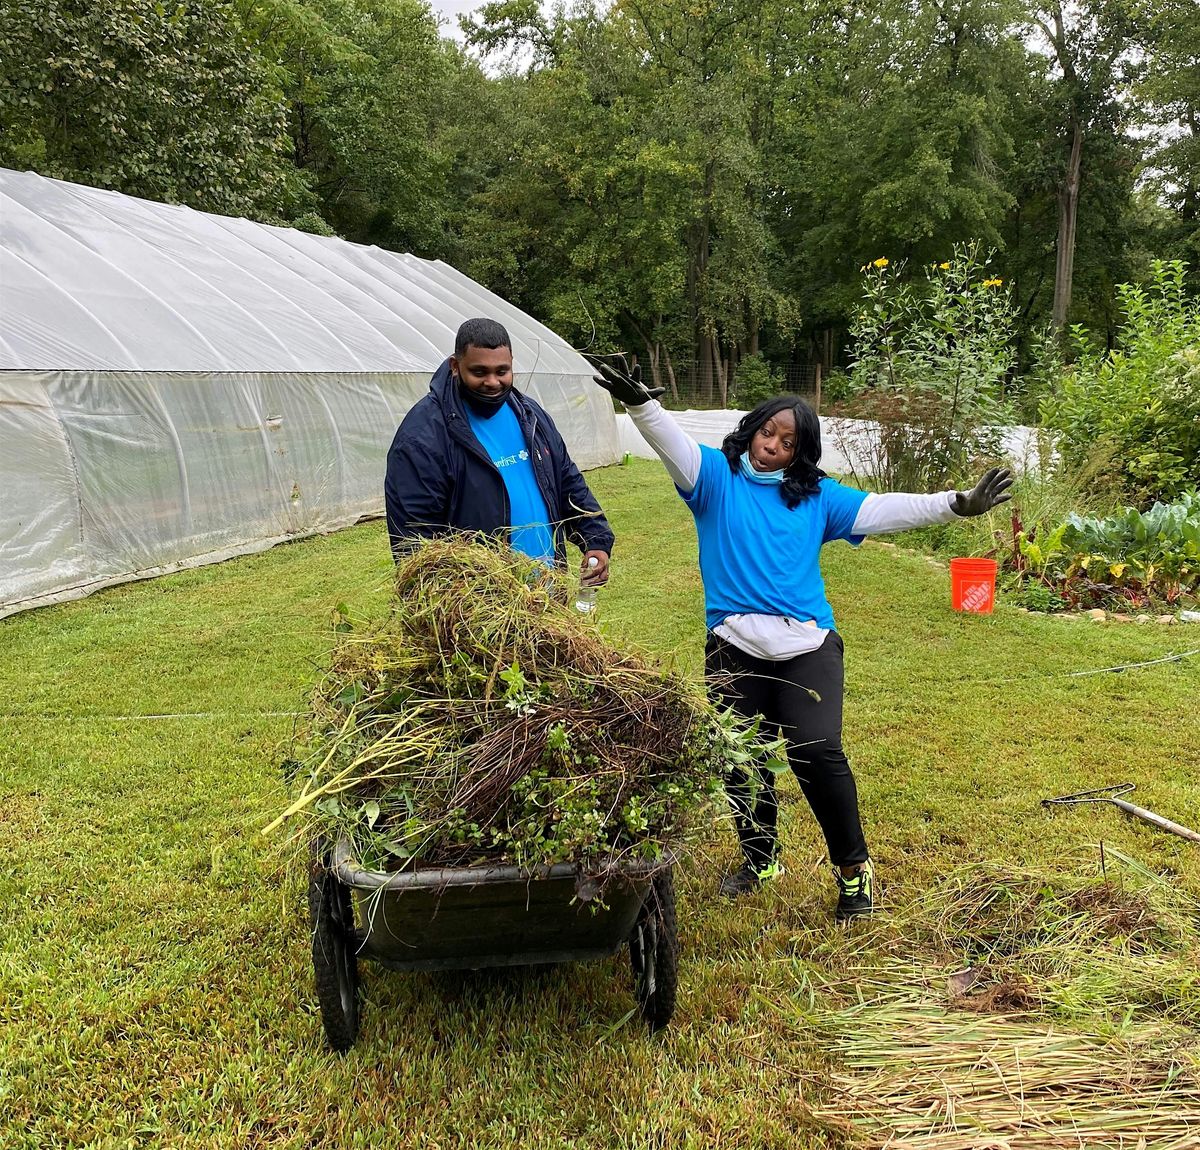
[455,318,512,357]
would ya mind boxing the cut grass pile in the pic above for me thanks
[2,458,1199,1149]
[770,849,1200,1145]
[273,537,748,873]
[806,1005,1199,1148]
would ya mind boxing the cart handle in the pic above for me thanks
[331,838,675,891]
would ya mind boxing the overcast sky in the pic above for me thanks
[427,0,481,42]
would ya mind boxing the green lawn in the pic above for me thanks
[3,459,1199,1149]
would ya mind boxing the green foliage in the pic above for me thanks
[256,0,458,251]
[728,353,778,408]
[0,0,302,218]
[455,1,801,404]
[287,210,336,237]
[820,369,856,407]
[1010,491,1200,610]
[839,243,1016,490]
[1042,260,1200,502]
[1,0,1194,380]
[1130,0,1200,268]
[770,0,1030,328]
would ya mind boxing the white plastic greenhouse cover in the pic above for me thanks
[0,168,620,618]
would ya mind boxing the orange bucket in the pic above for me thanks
[950,557,997,614]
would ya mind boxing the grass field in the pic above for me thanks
[3,459,1199,1149]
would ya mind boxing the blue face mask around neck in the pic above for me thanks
[739,451,786,484]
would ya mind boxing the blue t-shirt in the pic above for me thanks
[680,445,868,630]
[466,403,555,563]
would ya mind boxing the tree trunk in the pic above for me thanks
[645,342,661,390]
[1181,110,1197,222]
[689,161,716,405]
[628,314,665,393]
[662,345,679,402]
[697,332,715,406]
[713,341,729,408]
[1052,117,1083,330]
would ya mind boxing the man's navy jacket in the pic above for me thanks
[384,359,615,563]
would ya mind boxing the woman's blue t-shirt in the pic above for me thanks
[680,445,868,630]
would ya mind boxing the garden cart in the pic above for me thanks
[308,837,679,1051]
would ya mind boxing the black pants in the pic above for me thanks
[705,631,869,871]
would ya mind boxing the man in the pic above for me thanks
[384,318,614,587]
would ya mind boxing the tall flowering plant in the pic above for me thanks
[841,243,1016,490]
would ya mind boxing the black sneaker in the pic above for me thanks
[834,859,877,923]
[719,860,785,898]
[719,864,762,898]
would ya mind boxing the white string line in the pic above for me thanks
[991,647,1200,684]
[0,710,303,722]
[0,649,1196,723]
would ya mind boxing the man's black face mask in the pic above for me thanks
[458,375,512,418]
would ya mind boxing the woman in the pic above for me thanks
[590,355,1011,922]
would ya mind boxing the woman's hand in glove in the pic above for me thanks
[952,467,1014,517]
[587,353,666,407]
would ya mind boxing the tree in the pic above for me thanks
[1023,0,1136,330]
[1131,0,1200,268]
[246,0,462,251]
[0,0,301,219]
[766,0,1030,366]
[460,0,799,404]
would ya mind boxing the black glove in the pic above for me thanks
[586,353,666,407]
[952,466,1014,517]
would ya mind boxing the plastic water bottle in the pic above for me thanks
[575,556,600,614]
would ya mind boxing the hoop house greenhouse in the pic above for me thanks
[0,169,618,619]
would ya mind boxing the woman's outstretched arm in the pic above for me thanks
[624,401,702,492]
[590,355,701,492]
[851,468,1014,535]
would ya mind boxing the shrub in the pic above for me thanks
[840,242,1016,491]
[1041,261,1200,503]
[820,368,856,407]
[730,352,779,409]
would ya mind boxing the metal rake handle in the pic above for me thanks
[1110,799,1200,844]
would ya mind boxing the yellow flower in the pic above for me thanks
[939,261,950,270]
[982,277,1003,288]
[873,257,889,268]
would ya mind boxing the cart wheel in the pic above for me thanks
[308,838,359,1052]
[629,868,678,1033]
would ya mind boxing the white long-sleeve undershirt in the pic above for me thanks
[625,399,961,533]
[626,400,701,492]
[625,400,964,660]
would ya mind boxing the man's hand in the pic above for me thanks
[586,353,666,407]
[952,467,1014,517]
[581,550,610,586]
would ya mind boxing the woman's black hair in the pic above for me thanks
[721,394,825,508]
